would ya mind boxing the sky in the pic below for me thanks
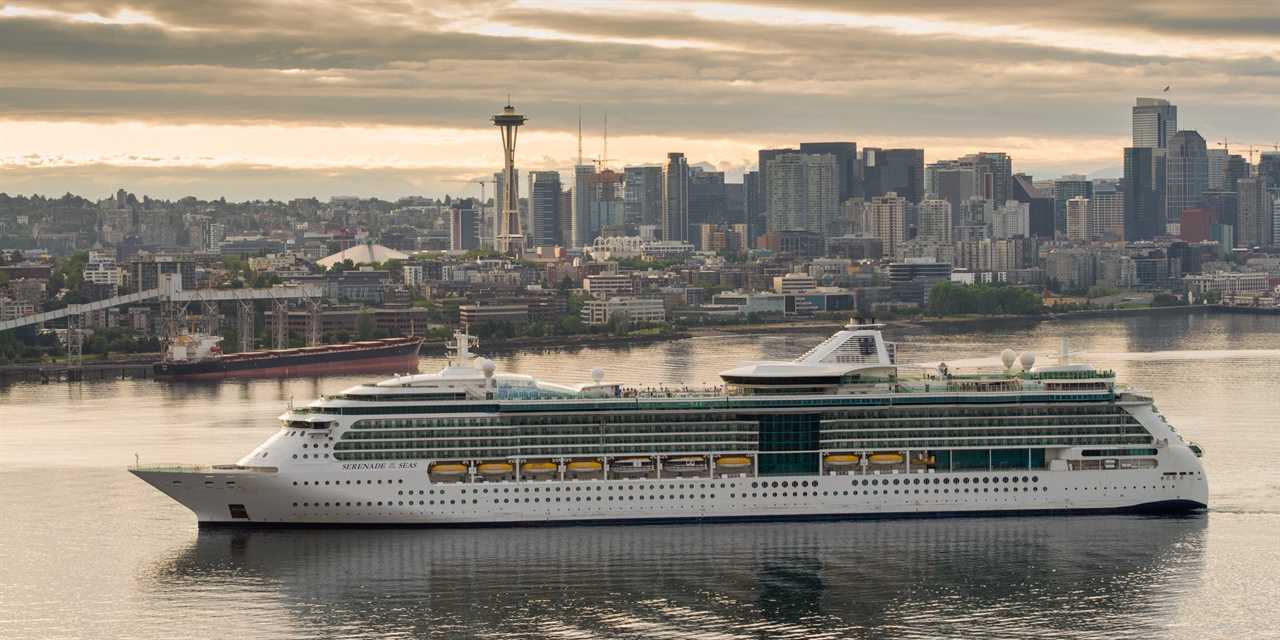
[1,0,1278,201]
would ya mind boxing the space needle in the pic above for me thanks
[492,102,527,256]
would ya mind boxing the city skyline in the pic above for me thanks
[1,1,1279,200]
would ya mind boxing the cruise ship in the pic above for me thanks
[131,322,1208,526]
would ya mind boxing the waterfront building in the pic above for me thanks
[581,296,666,326]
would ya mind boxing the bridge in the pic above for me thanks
[1,274,325,370]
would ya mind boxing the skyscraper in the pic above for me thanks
[862,148,925,204]
[623,165,663,228]
[1165,130,1209,227]
[1259,152,1280,191]
[688,166,727,231]
[588,169,625,238]
[1123,147,1165,240]
[1090,191,1125,241]
[1207,148,1228,191]
[868,193,907,257]
[798,142,858,202]
[933,166,976,222]
[449,199,480,251]
[1132,97,1177,149]
[1225,154,1250,192]
[1066,197,1091,242]
[764,152,838,236]
[662,152,690,242]
[1238,177,1271,247]
[917,199,952,243]
[571,164,596,247]
[1054,177,1093,237]
[528,171,562,248]
[743,170,763,245]
[1011,174,1055,238]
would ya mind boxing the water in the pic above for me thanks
[2,312,1278,639]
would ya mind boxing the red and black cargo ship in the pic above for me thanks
[154,336,423,380]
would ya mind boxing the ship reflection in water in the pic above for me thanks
[150,515,1205,639]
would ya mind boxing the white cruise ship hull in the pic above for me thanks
[132,461,1207,528]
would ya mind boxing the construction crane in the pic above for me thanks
[1216,140,1279,165]
[594,110,619,171]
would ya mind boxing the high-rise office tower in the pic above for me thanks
[449,199,480,251]
[662,152,690,242]
[528,171,562,248]
[1124,147,1165,240]
[917,199,952,243]
[798,142,858,202]
[757,147,798,224]
[1066,197,1091,242]
[571,164,596,246]
[1132,97,1177,149]
[1259,153,1280,190]
[1054,177,1093,237]
[688,166,727,232]
[933,167,976,222]
[724,182,745,226]
[491,103,527,255]
[1165,130,1209,226]
[623,165,663,228]
[1238,177,1271,247]
[862,148,925,204]
[1207,149,1228,191]
[868,192,907,257]
[1225,154,1250,192]
[1011,174,1055,238]
[764,152,838,235]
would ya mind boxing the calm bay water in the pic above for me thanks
[2,312,1278,639]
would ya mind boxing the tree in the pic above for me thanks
[355,309,375,339]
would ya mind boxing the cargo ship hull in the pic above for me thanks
[154,338,422,381]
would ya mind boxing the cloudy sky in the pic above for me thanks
[1,0,1278,200]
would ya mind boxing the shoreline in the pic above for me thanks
[3,304,1272,377]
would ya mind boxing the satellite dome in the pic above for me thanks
[478,358,496,378]
[1000,349,1017,370]
[591,367,605,383]
[1019,351,1036,370]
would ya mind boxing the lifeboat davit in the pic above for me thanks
[612,458,654,474]
[521,461,557,475]
[666,456,707,469]
[430,463,468,476]
[567,460,603,473]
[869,453,905,465]
[477,462,514,476]
[823,454,861,467]
[715,456,752,469]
